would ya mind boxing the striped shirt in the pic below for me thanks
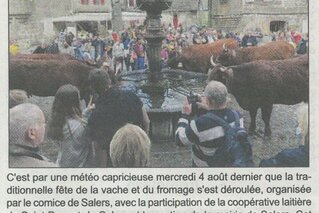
[175,108,244,167]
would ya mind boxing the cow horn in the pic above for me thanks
[210,55,216,66]
[223,43,227,50]
[220,66,227,72]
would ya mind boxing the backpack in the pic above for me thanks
[204,110,254,167]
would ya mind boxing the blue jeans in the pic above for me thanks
[74,47,84,60]
[137,57,145,70]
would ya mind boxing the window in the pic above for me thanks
[81,0,89,4]
[270,21,286,32]
[81,0,105,5]
[107,20,112,30]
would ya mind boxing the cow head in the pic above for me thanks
[208,56,233,86]
[217,43,236,66]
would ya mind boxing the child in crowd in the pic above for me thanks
[47,84,94,167]
[110,123,151,167]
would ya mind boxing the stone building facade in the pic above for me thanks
[10,0,307,48]
[9,0,209,47]
[210,0,308,34]
[10,0,115,47]
[9,0,72,45]
[161,0,208,29]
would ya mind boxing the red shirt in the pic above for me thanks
[291,32,302,45]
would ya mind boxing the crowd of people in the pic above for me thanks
[10,24,308,74]
[9,68,308,168]
[10,69,151,168]
[34,27,150,75]
[271,29,308,54]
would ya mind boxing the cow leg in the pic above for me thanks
[261,104,273,137]
[248,107,258,134]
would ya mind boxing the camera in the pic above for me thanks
[187,91,200,105]
[187,91,200,115]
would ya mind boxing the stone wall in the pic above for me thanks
[31,0,71,18]
[280,0,307,7]
[170,0,198,11]
[72,0,111,13]
[116,0,208,30]
[10,21,45,53]
[211,0,308,34]
[9,0,33,16]
[211,0,242,16]
[9,0,72,51]
[161,0,209,29]
[215,0,308,12]
[162,12,199,29]
[242,0,307,8]
[239,14,308,34]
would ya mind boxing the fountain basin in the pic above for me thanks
[137,0,172,12]
[119,68,207,142]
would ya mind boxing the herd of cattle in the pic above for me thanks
[9,39,309,137]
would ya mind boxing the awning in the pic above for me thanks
[50,13,112,23]
[122,11,146,21]
[47,12,146,23]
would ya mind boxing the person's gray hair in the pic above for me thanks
[10,103,44,146]
[9,90,28,108]
[204,80,228,107]
[110,123,151,167]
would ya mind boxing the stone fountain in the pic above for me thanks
[120,0,206,142]
[137,0,172,83]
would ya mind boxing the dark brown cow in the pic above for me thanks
[13,53,75,61]
[216,41,295,66]
[168,39,238,73]
[9,57,96,99]
[208,55,308,137]
[13,54,100,68]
